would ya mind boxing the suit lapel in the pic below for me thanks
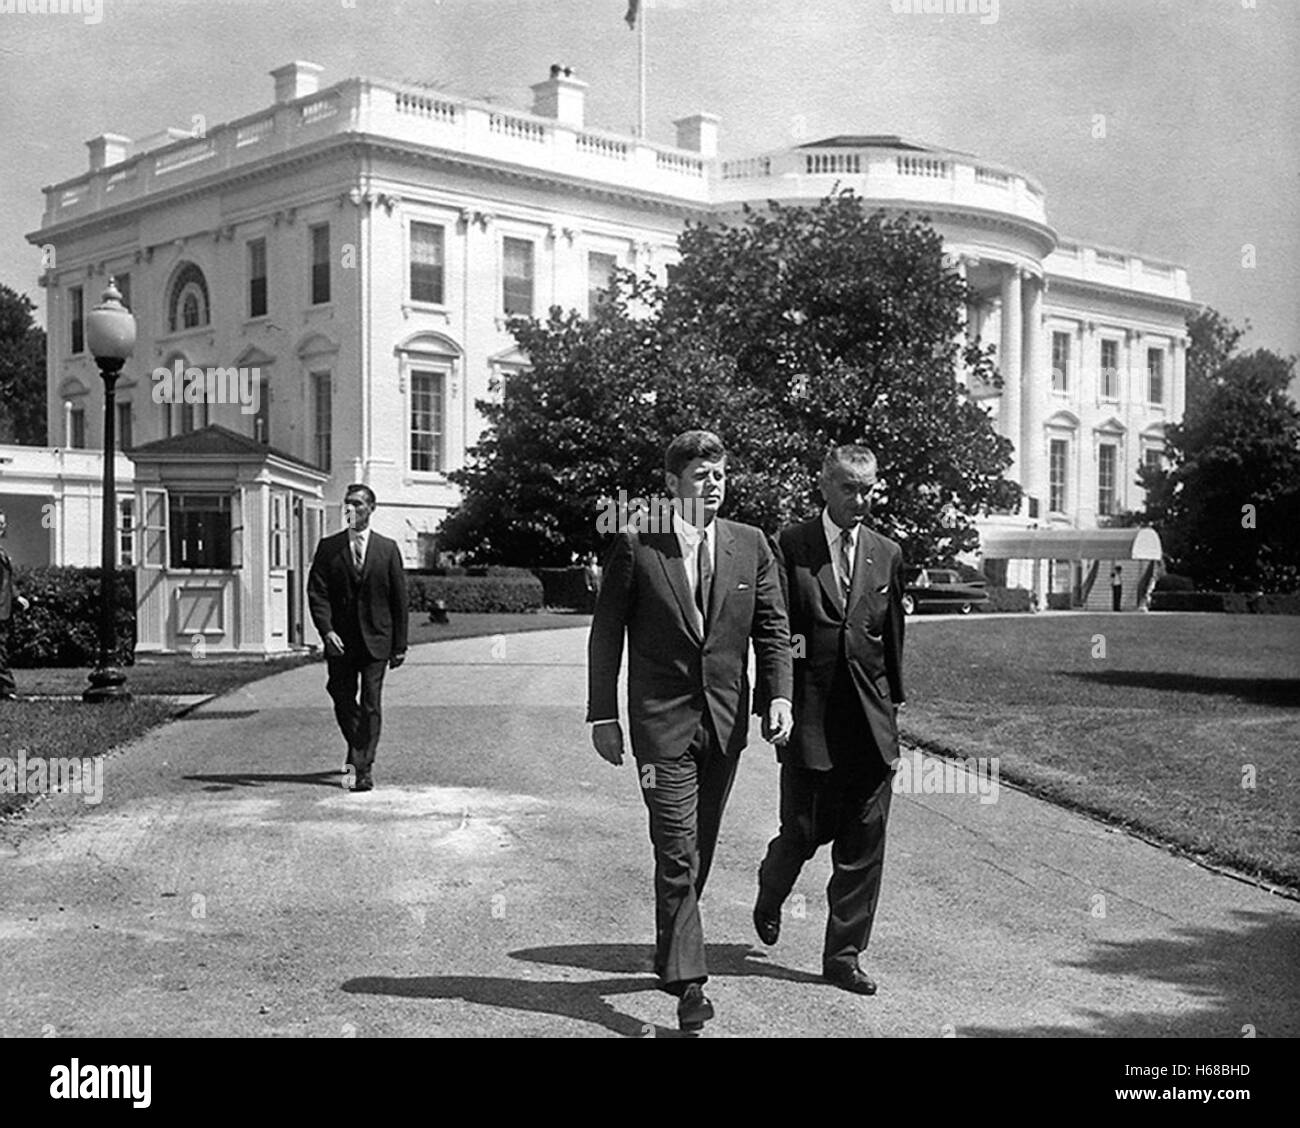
[810,521,844,616]
[650,531,703,645]
[705,520,735,633]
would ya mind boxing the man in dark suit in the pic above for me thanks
[0,512,31,701]
[587,430,794,1031]
[753,445,905,995]
[307,484,409,792]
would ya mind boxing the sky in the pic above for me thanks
[1,0,1296,385]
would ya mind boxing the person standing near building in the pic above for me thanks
[307,484,409,792]
[0,512,31,701]
[1111,564,1124,611]
[754,445,905,996]
[587,430,793,1031]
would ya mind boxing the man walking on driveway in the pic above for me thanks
[307,484,408,792]
[587,430,793,1031]
[754,445,906,996]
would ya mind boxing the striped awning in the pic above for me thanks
[980,526,1163,561]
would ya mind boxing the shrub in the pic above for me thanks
[1153,573,1196,593]
[1046,592,1072,610]
[8,567,136,667]
[976,586,1033,613]
[534,566,597,612]
[1150,592,1227,612]
[1251,593,1300,615]
[405,574,543,614]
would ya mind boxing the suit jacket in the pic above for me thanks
[307,529,409,662]
[771,517,905,771]
[0,546,15,624]
[586,517,794,762]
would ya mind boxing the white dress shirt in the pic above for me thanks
[671,506,716,616]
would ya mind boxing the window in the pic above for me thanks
[254,372,271,445]
[502,237,534,315]
[169,493,232,569]
[70,286,84,354]
[587,251,617,315]
[1143,447,1163,475]
[115,273,131,312]
[69,405,86,449]
[1100,339,1119,399]
[1147,348,1164,405]
[410,222,445,304]
[116,400,133,451]
[142,489,168,568]
[248,238,268,318]
[1098,443,1117,516]
[181,398,207,434]
[269,492,288,570]
[310,224,330,305]
[117,498,135,568]
[1049,439,1068,513]
[312,371,332,472]
[1051,331,1070,392]
[410,370,444,473]
[167,263,210,332]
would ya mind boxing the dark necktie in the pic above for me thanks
[352,535,364,569]
[839,527,853,607]
[695,535,712,628]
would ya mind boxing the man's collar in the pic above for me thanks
[671,506,713,543]
[821,508,859,544]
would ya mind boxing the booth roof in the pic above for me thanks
[981,526,1163,561]
[127,424,326,476]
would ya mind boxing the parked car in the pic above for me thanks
[901,567,989,616]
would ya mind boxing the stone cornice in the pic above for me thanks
[1045,274,1200,318]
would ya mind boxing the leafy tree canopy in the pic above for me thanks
[0,283,47,445]
[441,191,1020,566]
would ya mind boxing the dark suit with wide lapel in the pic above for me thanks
[757,515,906,975]
[307,529,410,773]
[587,515,793,988]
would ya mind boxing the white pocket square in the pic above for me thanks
[736,582,751,590]
[876,584,890,594]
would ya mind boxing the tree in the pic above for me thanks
[0,284,47,445]
[440,191,1020,565]
[1140,310,1300,592]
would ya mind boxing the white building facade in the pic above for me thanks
[22,60,1196,590]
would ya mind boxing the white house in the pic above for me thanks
[13,58,1197,623]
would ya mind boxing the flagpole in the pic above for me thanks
[638,2,647,139]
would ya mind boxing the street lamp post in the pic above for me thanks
[83,279,136,703]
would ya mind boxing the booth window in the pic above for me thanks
[169,493,233,569]
[118,497,135,567]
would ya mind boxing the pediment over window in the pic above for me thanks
[395,330,462,359]
[58,376,91,398]
[236,345,277,368]
[1140,422,1167,441]
[295,333,337,361]
[1044,409,1080,430]
[489,345,530,369]
[1094,415,1127,435]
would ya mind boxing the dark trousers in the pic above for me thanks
[0,623,13,696]
[758,761,892,971]
[1112,585,1123,611]
[325,651,388,773]
[639,715,738,991]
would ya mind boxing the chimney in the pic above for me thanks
[86,133,133,172]
[674,113,720,158]
[271,61,324,104]
[530,64,587,128]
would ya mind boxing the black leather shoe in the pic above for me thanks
[677,983,714,1031]
[353,772,374,793]
[753,902,781,946]
[823,964,877,995]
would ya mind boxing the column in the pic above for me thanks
[999,265,1023,484]
[1171,336,1187,423]
[1020,271,1045,516]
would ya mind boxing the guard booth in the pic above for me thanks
[980,526,1164,611]
[128,425,329,655]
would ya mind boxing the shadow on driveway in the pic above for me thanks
[182,770,343,792]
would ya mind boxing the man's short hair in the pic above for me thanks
[344,483,377,507]
[665,430,727,477]
[821,444,878,477]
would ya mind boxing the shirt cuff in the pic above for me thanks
[589,718,620,728]
[767,697,792,709]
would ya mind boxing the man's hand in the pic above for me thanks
[16,596,30,612]
[389,651,406,670]
[763,700,794,745]
[324,631,345,656]
[592,722,625,766]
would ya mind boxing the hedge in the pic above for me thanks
[6,566,136,667]
[1150,591,1300,614]
[534,566,598,612]
[976,586,1034,613]
[405,574,544,614]
[1153,573,1195,593]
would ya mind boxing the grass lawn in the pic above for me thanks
[899,613,1300,890]
[0,611,589,820]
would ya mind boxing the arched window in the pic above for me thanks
[167,263,211,333]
